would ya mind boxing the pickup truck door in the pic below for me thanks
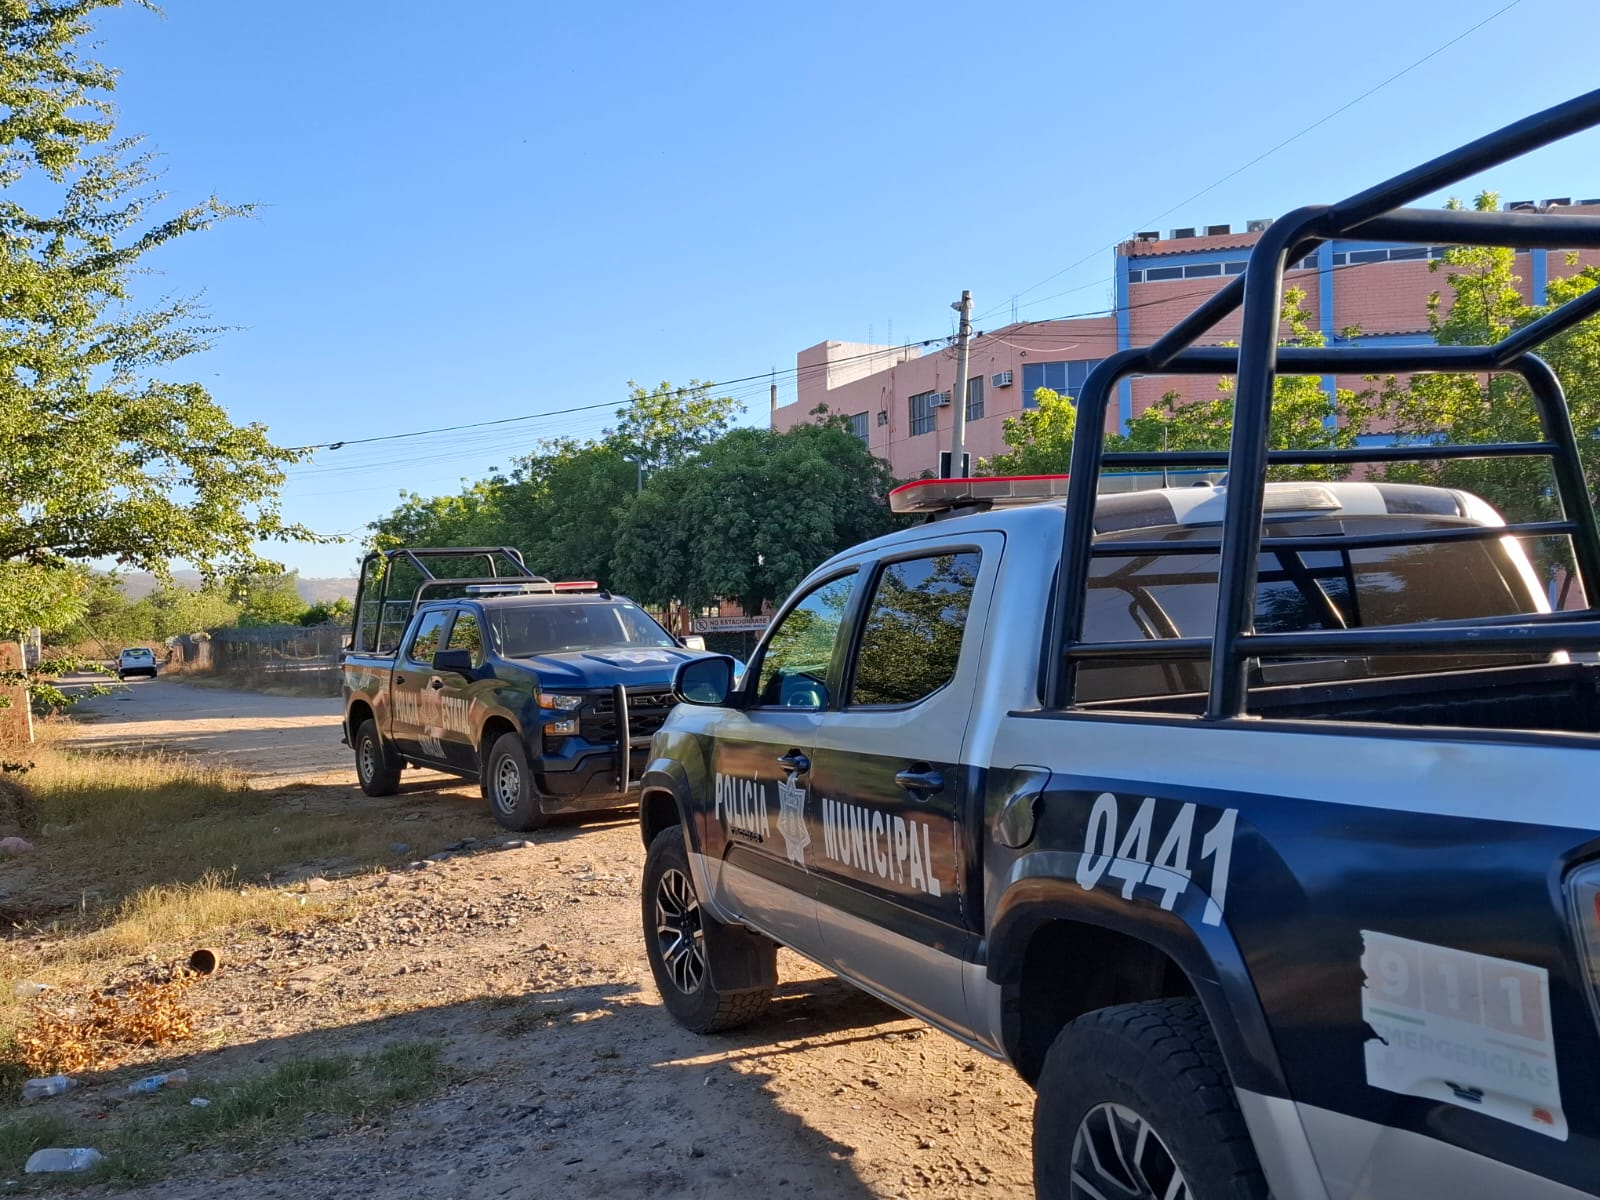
[807,538,999,1034]
[391,609,452,762]
[704,569,860,961]
[434,608,486,774]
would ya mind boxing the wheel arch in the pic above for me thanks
[639,759,691,849]
[987,880,1285,1098]
[477,713,520,768]
[346,698,376,743]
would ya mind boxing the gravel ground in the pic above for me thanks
[59,679,1040,1198]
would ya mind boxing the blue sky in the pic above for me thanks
[95,0,1600,578]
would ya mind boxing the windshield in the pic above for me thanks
[488,601,678,657]
[123,649,153,660]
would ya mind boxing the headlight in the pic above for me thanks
[542,693,585,711]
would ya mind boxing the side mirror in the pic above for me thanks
[432,648,474,674]
[679,634,707,651]
[674,655,736,706]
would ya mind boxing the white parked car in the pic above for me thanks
[116,647,158,680]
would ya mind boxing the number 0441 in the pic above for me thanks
[1074,794,1238,927]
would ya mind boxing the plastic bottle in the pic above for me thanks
[24,1147,104,1173]
[21,1074,77,1100]
[126,1068,188,1095]
[12,980,53,999]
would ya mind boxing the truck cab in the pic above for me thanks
[341,546,713,829]
[635,89,1600,1200]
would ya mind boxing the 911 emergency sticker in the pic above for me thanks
[1074,793,1238,926]
[1361,931,1564,1140]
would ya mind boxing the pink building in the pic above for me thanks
[772,199,1600,480]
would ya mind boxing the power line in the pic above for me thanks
[975,0,1526,324]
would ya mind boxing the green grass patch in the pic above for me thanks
[0,1040,449,1187]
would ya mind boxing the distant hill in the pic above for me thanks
[115,572,358,603]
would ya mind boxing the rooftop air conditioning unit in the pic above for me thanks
[1543,197,1573,208]
[1246,218,1272,233]
[876,410,888,426]
[1171,227,1197,240]
[991,370,1014,388]
[930,391,951,408]
[1206,224,1231,236]
[1505,200,1536,211]
[1135,231,1160,242]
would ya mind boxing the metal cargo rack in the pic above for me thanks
[349,546,539,654]
[1047,88,1600,719]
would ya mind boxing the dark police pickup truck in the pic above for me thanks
[342,546,715,830]
[637,90,1600,1200]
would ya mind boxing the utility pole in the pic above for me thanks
[947,290,973,478]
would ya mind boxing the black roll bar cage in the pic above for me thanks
[348,546,536,654]
[1049,88,1600,718]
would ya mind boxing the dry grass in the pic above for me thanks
[0,729,423,1080]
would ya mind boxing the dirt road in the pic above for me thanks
[67,675,354,783]
[64,679,1038,1199]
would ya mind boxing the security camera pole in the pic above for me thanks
[946,290,973,479]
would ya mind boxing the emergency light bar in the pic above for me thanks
[888,474,1072,515]
[463,580,605,595]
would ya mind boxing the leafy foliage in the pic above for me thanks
[1376,191,1600,550]
[371,379,762,595]
[979,289,1370,478]
[0,1,309,640]
[612,414,897,612]
[229,571,306,627]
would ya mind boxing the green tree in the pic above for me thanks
[0,1,309,640]
[979,289,1371,478]
[1378,191,1600,546]
[230,572,305,627]
[133,584,239,639]
[369,380,743,583]
[982,385,1079,477]
[299,596,353,627]
[610,379,742,473]
[612,414,896,612]
[370,481,512,551]
[73,572,146,651]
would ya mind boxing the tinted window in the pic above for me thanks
[850,552,979,706]
[447,612,484,665]
[1075,517,1537,703]
[753,574,856,709]
[489,602,677,657]
[406,611,451,665]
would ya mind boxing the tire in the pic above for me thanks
[484,732,549,831]
[1034,997,1267,1200]
[354,719,401,797]
[641,826,772,1033]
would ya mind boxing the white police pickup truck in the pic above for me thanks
[635,89,1600,1200]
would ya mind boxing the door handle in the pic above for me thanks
[895,767,944,796]
[776,751,810,774]
[428,677,445,690]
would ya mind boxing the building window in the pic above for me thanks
[1146,266,1183,281]
[965,375,984,421]
[847,412,869,442]
[1022,359,1101,409]
[908,391,937,436]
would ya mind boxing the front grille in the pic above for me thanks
[578,688,676,743]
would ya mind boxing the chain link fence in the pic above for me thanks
[168,625,346,696]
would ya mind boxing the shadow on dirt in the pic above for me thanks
[1,976,900,1198]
